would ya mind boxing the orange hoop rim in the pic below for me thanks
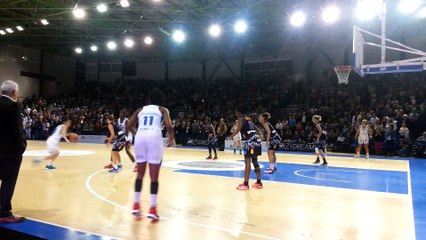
[334,66,352,70]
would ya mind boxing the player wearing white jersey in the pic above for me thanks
[118,110,136,171]
[33,120,72,169]
[355,119,373,159]
[127,88,174,221]
[231,120,242,155]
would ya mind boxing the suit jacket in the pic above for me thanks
[0,96,27,153]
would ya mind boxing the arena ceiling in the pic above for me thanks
[0,0,424,61]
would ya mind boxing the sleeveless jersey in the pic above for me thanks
[314,122,327,141]
[50,124,64,141]
[267,122,281,140]
[117,117,128,132]
[241,116,257,140]
[137,105,163,137]
[206,124,215,138]
[107,123,125,138]
[359,125,369,136]
[232,125,241,138]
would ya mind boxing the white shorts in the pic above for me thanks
[46,137,60,154]
[358,135,369,145]
[233,133,241,142]
[134,135,163,164]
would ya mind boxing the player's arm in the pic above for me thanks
[262,122,271,144]
[61,126,70,143]
[355,126,360,138]
[228,117,242,139]
[127,108,142,136]
[368,125,373,137]
[160,107,174,147]
[106,124,115,144]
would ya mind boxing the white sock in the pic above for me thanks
[270,163,275,169]
[48,160,53,165]
[150,194,158,207]
[134,192,141,203]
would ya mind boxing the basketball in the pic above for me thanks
[67,133,79,142]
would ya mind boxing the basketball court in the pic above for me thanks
[1,140,424,240]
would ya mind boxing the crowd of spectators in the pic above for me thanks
[19,74,426,157]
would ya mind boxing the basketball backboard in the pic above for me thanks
[352,0,426,77]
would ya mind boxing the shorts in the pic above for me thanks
[134,135,163,164]
[358,135,369,145]
[126,134,134,146]
[315,140,326,150]
[268,138,281,151]
[233,134,241,142]
[112,136,126,152]
[46,137,60,154]
[243,137,262,157]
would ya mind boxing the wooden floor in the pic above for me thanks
[10,141,416,240]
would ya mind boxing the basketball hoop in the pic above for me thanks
[334,66,352,84]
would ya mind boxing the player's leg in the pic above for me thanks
[125,143,135,163]
[206,142,212,159]
[233,140,237,154]
[313,147,321,164]
[251,157,263,189]
[265,149,275,174]
[146,137,164,220]
[132,136,148,216]
[212,140,218,160]
[133,162,147,216]
[365,139,370,158]
[236,155,252,190]
[319,148,327,166]
[355,141,362,157]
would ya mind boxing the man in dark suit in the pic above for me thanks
[0,80,26,223]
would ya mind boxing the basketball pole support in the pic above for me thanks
[380,2,386,64]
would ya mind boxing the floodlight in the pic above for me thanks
[75,47,83,54]
[41,19,49,25]
[172,30,185,43]
[209,24,221,37]
[6,28,13,33]
[399,0,422,14]
[0,30,6,35]
[120,0,130,7]
[356,0,383,20]
[290,11,306,27]
[16,26,24,31]
[322,5,340,23]
[144,36,153,45]
[124,38,134,48]
[73,8,86,19]
[234,20,247,33]
[107,41,117,50]
[90,45,98,52]
[97,3,108,13]
[418,7,426,17]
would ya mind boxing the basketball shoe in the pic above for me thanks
[148,207,159,220]
[236,183,249,191]
[252,183,263,189]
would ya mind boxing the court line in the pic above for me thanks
[25,217,119,240]
[294,169,359,183]
[407,161,416,240]
[86,169,283,240]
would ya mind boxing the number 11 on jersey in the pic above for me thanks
[143,116,154,126]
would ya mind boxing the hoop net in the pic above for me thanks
[334,66,352,84]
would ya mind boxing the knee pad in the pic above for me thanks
[252,159,260,173]
[151,182,159,194]
[315,147,319,154]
